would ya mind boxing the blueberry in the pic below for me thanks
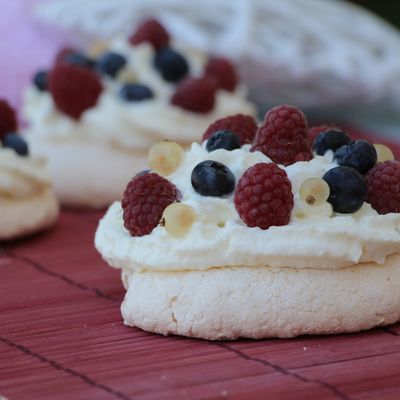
[154,48,189,82]
[313,129,352,156]
[323,166,366,213]
[206,130,241,152]
[2,133,29,156]
[97,52,127,77]
[120,84,154,101]
[63,51,96,69]
[33,71,48,91]
[334,140,377,174]
[191,160,235,197]
[135,169,150,178]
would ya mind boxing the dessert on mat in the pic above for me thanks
[0,100,59,241]
[96,105,400,340]
[23,19,255,208]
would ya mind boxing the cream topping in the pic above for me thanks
[95,144,400,272]
[23,39,255,150]
[0,148,51,199]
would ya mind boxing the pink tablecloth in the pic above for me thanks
[1,0,65,112]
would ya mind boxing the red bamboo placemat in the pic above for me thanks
[1,133,400,400]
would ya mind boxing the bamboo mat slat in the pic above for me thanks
[1,131,400,400]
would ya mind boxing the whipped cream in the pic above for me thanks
[0,148,52,199]
[23,39,255,151]
[96,144,400,272]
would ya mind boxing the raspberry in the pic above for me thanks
[129,19,170,50]
[202,114,258,145]
[366,161,400,214]
[234,163,294,229]
[251,105,312,166]
[122,173,180,236]
[0,100,17,139]
[204,57,238,92]
[309,124,338,144]
[54,47,75,65]
[171,77,215,113]
[49,64,103,119]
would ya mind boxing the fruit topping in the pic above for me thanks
[323,166,366,213]
[251,105,312,166]
[148,141,184,176]
[122,172,180,236]
[2,133,29,156]
[334,140,377,174]
[308,124,339,144]
[202,114,257,144]
[161,203,196,237]
[33,71,48,91]
[62,51,96,69]
[0,100,18,139]
[206,130,241,152]
[134,169,151,178]
[373,144,394,163]
[154,47,189,83]
[49,64,103,120]
[171,77,215,113]
[129,19,170,50]
[299,177,330,206]
[191,160,235,197]
[366,161,400,214]
[116,69,137,84]
[234,163,294,229]
[54,47,75,65]
[96,52,127,78]
[120,84,154,101]
[204,57,238,92]
[313,129,352,156]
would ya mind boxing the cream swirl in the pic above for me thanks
[95,144,400,272]
[0,148,51,199]
[23,39,255,150]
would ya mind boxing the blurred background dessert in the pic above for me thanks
[0,99,59,240]
[2,0,400,139]
[20,17,254,208]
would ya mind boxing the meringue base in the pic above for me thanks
[0,188,59,241]
[28,138,147,208]
[120,254,400,340]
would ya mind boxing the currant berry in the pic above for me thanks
[299,177,330,206]
[161,203,196,238]
[149,141,184,176]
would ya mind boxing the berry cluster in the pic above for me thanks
[121,105,399,237]
[312,126,400,215]
[203,106,312,166]
[251,105,312,166]
[0,100,29,156]
[33,19,240,119]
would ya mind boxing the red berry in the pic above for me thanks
[129,19,170,50]
[49,64,103,120]
[202,114,258,145]
[54,47,75,65]
[171,77,215,113]
[366,161,400,214]
[0,100,17,139]
[251,105,312,166]
[122,173,180,236]
[235,163,294,229]
[309,124,338,144]
[204,57,238,92]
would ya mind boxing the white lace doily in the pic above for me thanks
[34,0,400,117]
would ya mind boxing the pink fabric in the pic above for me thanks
[1,0,66,114]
